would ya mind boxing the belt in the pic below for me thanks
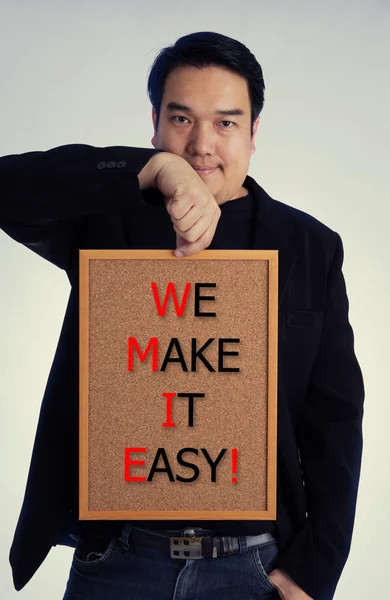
[130,527,275,560]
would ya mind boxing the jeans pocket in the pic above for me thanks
[249,541,278,592]
[73,534,117,568]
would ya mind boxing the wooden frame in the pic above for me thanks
[79,249,278,520]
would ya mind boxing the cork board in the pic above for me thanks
[79,249,278,521]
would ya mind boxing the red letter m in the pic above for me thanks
[128,337,158,371]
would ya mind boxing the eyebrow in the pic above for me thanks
[166,101,245,117]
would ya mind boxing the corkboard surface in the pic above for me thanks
[80,250,277,520]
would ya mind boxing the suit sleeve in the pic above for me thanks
[277,232,365,600]
[0,143,164,269]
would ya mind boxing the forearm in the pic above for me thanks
[137,151,181,191]
[276,232,364,599]
[276,416,363,598]
[0,143,163,221]
[0,143,165,268]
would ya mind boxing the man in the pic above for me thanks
[1,32,364,599]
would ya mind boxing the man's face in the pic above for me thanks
[151,65,260,204]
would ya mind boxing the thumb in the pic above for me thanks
[174,232,186,257]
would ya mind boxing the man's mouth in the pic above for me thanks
[193,166,218,176]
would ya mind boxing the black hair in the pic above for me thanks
[147,31,265,134]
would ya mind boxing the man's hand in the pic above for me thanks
[268,569,314,600]
[137,153,221,257]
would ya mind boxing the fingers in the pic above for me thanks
[165,191,209,224]
[173,203,220,255]
[171,203,203,232]
[165,193,204,221]
[172,212,207,243]
[160,159,222,256]
[174,208,220,257]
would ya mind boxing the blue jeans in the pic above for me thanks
[62,524,280,599]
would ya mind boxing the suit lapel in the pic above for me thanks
[245,176,297,310]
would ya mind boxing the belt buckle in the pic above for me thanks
[170,535,203,559]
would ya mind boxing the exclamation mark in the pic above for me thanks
[232,448,238,483]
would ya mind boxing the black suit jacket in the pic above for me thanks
[0,144,364,599]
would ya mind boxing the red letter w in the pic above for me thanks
[151,282,191,316]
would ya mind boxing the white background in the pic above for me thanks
[0,1,389,598]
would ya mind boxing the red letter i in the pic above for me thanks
[162,392,176,427]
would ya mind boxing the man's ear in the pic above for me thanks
[250,116,261,155]
[151,107,157,148]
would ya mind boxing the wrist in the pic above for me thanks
[137,151,180,190]
[269,569,313,600]
[270,568,289,593]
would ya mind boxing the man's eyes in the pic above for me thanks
[172,116,190,124]
[171,116,235,128]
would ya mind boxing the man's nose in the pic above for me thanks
[187,124,215,156]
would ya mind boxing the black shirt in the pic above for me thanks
[90,191,275,540]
